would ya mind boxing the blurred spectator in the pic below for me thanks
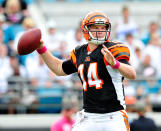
[0,44,12,94]
[14,17,35,65]
[1,0,29,47]
[143,33,161,78]
[157,13,161,28]
[124,33,144,69]
[130,100,157,131]
[53,49,74,86]
[8,53,27,78]
[50,103,75,131]
[71,74,83,110]
[0,44,20,114]
[134,47,142,66]
[0,28,4,43]
[62,84,79,113]
[45,20,65,55]
[66,27,86,53]
[26,55,52,87]
[125,33,145,50]
[1,87,20,114]
[1,53,27,114]
[141,22,161,45]
[1,0,28,11]
[20,87,38,113]
[0,14,11,45]
[114,6,138,41]
[151,89,161,111]
[3,0,24,24]
[13,17,35,52]
[53,41,69,60]
[1,0,28,24]
[158,13,161,39]
[0,13,7,30]
[5,53,28,114]
[136,85,151,111]
[2,24,20,46]
[124,79,136,112]
[136,54,157,79]
[44,22,73,85]
[141,78,160,109]
[54,74,73,88]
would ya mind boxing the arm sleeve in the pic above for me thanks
[62,47,79,75]
[62,60,77,75]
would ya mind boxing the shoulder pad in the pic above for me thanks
[69,45,83,68]
[103,41,117,48]
[74,45,83,53]
[69,49,76,67]
[107,42,130,61]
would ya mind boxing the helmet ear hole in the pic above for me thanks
[87,25,91,30]
[106,24,109,29]
[83,26,89,34]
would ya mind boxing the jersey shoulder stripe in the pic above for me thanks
[70,50,77,67]
[104,42,130,61]
[69,44,87,67]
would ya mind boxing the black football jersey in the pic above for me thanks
[62,42,130,113]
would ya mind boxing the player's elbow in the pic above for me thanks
[120,64,136,80]
[130,73,136,80]
[126,65,136,80]
[123,68,136,80]
[128,71,136,80]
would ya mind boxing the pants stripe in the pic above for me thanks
[120,110,130,131]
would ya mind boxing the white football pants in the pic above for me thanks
[72,110,130,131]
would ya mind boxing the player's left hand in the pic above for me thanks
[101,44,116,66]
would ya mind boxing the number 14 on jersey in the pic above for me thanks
[78,62,104,91]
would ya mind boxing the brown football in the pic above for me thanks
[17,28,41,55]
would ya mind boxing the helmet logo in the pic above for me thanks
[95,18,106,24]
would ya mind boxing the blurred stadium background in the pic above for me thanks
[0,0,161,131]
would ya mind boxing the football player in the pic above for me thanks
[37,11,136,131]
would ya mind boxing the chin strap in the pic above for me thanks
[88,31,109,45]
[89,39,105,45]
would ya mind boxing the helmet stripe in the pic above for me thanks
[88,15,106,23]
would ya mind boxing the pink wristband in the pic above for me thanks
[111,60,120,69]
[37,46,47,54]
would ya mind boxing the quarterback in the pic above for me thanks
[37,11,136,131]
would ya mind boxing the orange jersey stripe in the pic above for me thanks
[70,50,77,67]
[108,45,130,61]
[107,44,127,50]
